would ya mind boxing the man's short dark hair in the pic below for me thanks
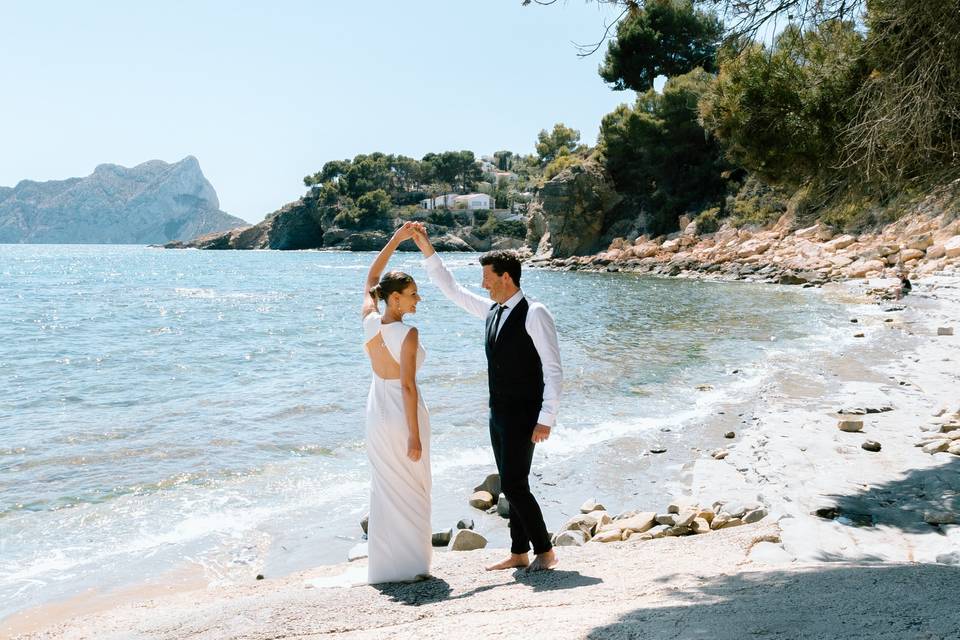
[480,250,521,286]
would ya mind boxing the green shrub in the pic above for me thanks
[543,155,580,181]
[694,207,721,234]
[476,215,526,239]
[427,208,455,226]
[728,177,790,227]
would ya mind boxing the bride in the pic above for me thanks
[358,221,432,583]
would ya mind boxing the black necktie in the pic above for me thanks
[488,305,506,346]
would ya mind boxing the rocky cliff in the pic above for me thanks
[526,160,622,259]
[0,156,246,244]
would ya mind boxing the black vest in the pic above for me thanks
[485,297,544,413]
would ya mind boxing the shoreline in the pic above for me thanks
[5,269,960,639]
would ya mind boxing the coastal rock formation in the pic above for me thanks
[166,195,323,250]
[0,156,246,244]
[530,181,960,284]
[528,161,621,259]
[167,196,496,252]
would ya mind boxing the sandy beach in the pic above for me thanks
[5,269,960,640]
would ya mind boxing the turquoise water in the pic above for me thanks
[0,245,853,617]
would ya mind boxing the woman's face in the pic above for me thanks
[392,282,421,315]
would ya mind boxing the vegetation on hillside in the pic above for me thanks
[528,0,960,235]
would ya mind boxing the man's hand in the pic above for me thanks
[531,424,551,444]
[393,221,416,243]
[412,222,435,257]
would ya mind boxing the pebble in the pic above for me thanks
[360,514,369,535]
[347,543,368,562]
[595,529,628,543]
[924,511,958,525]
[711,449,729,459]
[449,529,487,551]
[456,518,474,530]
[656,513,677,526]
[854,332,865,338]
[649,446,667,454]
[497,493,510,518]
[469,490,494,510]
[838,419,864,433]
[938,327,954,336]
[922,440,950,454]
[473,473,501,497]
[862,440,882,452]
[724,431,736,438]
[553,529,588,546]
[431,529,453,547]
[813,506,839,519]
[580,498,606,514]
[742,508,768,524]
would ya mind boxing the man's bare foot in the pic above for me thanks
[525,549,558,572]
[485,553,529,571]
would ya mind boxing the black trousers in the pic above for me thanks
[489,406,552,555]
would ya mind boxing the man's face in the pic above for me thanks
[481,265,511,302]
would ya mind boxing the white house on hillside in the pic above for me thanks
[419,193,493,210]
[419,194,458,210]
[455,193,493,210]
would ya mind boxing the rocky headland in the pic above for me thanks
[0,156,245,244]
[164,189,529,253]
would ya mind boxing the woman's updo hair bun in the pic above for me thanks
[372,271,414,303]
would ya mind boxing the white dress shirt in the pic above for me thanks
[423,253,563,427]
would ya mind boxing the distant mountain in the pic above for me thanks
[0,156,247,244]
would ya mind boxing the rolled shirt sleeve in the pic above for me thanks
[526,302,563,428]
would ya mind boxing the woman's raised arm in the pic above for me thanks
[362,222,416,318]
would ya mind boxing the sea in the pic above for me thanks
[0,244,860,619]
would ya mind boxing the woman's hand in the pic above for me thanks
[393,221,416,243]
[411,223,433,255]
[407,435,422,462]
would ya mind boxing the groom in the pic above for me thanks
[413,226,561,572]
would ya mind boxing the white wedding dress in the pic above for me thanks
[359,312,432,583]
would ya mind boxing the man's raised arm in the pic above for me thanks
[413,227,490,320]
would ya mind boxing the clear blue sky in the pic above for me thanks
[0,1,637,223]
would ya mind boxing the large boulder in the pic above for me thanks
[431,233,474,252]
[473,474,501,497]
[531,161,621,258]
[846,259,886,278]
[945,235,960,259]
[336,231,390,251]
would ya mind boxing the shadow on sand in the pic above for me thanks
[586,563,960,639]
[826,454,960,535]
[373,568,603,606]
